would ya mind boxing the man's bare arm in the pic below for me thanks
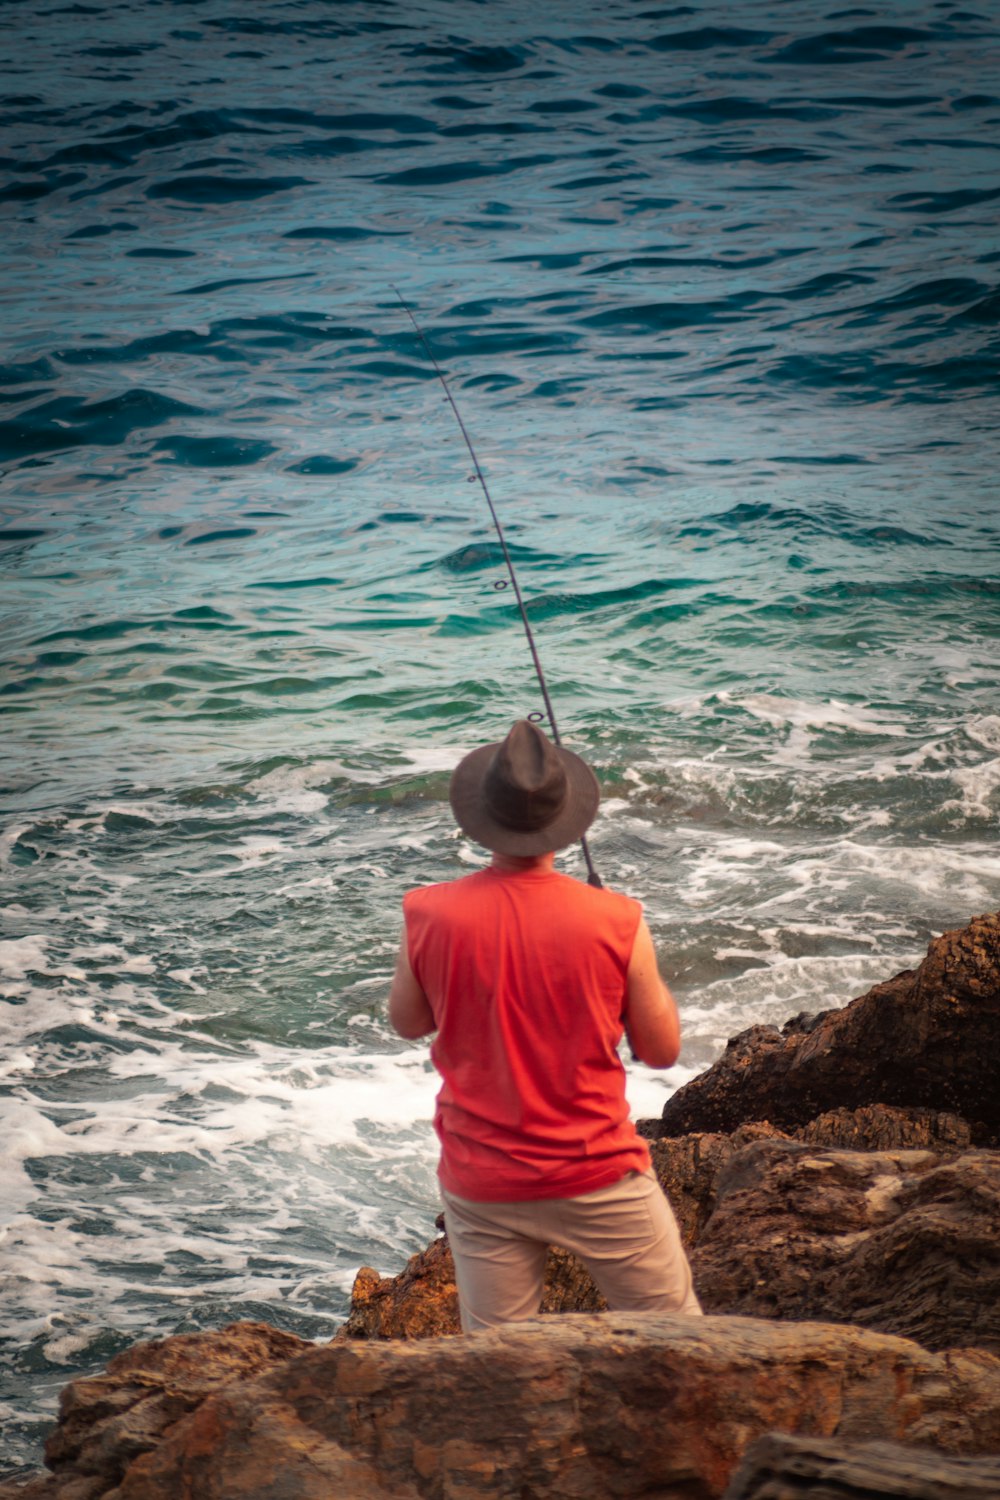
[623,918,681,1068]
[388,933,436,1039]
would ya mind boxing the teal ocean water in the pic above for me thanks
[2,0,999,1470]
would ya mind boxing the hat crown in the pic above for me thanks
[483,721,567,833]
[448,718,599,855]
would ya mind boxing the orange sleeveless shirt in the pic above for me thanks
[403,864,651,1201]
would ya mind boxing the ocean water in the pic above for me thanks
[2,0,999,1471]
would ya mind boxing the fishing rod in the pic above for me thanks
[393,287,602,889]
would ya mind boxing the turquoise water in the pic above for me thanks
[2,0,1000,1470]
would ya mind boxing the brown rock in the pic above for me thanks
[106,1315,1000,1499]
[693,1141,1000,1350]
[41,1322,307,1493]
[0,1481,102,1500]
[539,1244,609,1314]
[649,1124,782,1244]
[722,1432,1000,1499]
[796,1104,973,1153]
[0,1481,84,1500]
[339,1235,460,1340]
[659,911,1000,1140]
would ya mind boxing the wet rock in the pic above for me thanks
[0,1482,101,1500]
[0,1481,91,1500]
[722,1432,1000,1499]
[693,1142,1000,1351]
[96,1316,1000,1499]
[659,911,1000,1140]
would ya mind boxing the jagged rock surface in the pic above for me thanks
[722,1432,1000,1500]
[658,910,1000,1140]
[55,1316,1000,1499]
[795,1104,973,1152]
[693,1142,1000,1350]
[11,1323,310,1500]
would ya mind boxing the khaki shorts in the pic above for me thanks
[442,1168,703,1333]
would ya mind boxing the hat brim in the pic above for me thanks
[449,738,600,855]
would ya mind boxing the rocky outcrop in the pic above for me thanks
[13,1323,309,1500]
[15,1315,1000,1500]
[692,1142,1000,1350]
[722,1432,1000,1500]
[341,1234,462,1340]
[646,1123,781,1245]
[657,911,1000,1141]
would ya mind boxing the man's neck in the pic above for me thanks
[489,850,557,874]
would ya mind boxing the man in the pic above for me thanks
[389,718,702,1331]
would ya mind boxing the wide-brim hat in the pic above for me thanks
[449,719,600,855]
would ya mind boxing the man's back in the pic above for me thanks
[404,863,650,1201]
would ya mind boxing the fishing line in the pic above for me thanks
[393,287,602,888]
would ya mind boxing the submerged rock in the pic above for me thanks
[657,910,1000,1141]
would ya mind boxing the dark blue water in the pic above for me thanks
[2,0,999,1472]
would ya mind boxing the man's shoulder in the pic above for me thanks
[403,870,489,912]
[404,868,641,923]
[552,869,641,908]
